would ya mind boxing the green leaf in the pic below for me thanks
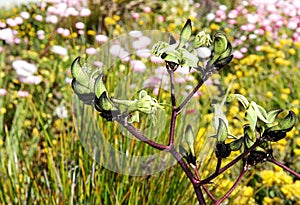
[216,118,228,143]
[185,125,195,156]
[267,108,283,124]
[71,57,89,87]
[177,19,192,49]
[246,103,258,131]
[227,94,249,109]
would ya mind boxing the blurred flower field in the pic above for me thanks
[0,0,300,204]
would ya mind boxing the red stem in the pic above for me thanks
[200,139,263,185]
[216,165,248,205]
[194,167,217,203]
[268,158,300,179]
[168,70,177,146]
[176,78,204,114]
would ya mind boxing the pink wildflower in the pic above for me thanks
[130,60,146,72]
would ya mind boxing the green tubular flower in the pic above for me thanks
[192,30,212,48]
[134,90,162,114]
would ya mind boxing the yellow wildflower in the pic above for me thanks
[281,181,300,200]
[294,148,300,156]
[289,48,296,55]
[280,93,288,101]
[290,107,299,115]
[266,91,273,98]
[236,70,243,78]
[0,107,6,115]
[296,137,300,147]
[260,170,275,186]
[104,17,116,26]
[87,30,96,36]
[210,23,220,30]
[112,15,120,21]
[291,99,299,106]
[294,42,300,48]
[281,88,291,94]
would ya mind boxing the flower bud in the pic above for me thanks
[71,57,89,87]
[208,32,233,68]
[267,110,296,133]
[135,90,162,114]
[94,74,119,119]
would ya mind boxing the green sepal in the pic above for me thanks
[267,110,297,133]
[214,55,233,70]
[245,104,258,132]
[244,124,256,149]
[267,108,283,124]
[185,125,195,156]
[216,118,228,143]
[251,101,269,124]
[229,137,243,151]
[71,57,89,87]
[208,31,231,67]
[94,74,108,98]
[71,79,95,104]
[177,19,192,49]
[94,75,118,114]
[213,31,229,54]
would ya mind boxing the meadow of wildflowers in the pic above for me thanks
[0,0,299,204]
